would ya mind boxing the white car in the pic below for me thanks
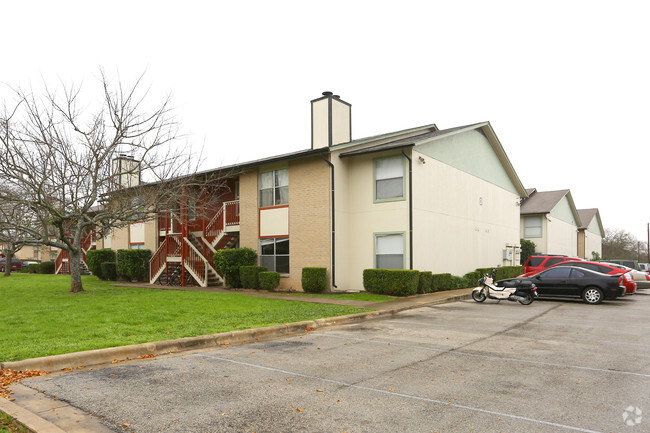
[601,262,650,290]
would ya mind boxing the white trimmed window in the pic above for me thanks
[375,233,404,269]
[375,156,404,201]
[260,237,289,274]
[524,216,543,238]
[259,168,289,207]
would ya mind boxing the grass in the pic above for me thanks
[0,274,372,362]
[0,412,27,433]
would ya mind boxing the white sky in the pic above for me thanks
[3,0,649,240]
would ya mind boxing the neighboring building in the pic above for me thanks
[520,188,581,256]
[577,208,604,259]
[65,92,529,291]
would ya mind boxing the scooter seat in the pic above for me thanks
[500,279,521,288]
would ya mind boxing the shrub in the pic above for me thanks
[101,262,118,281]
[431,273,452,292]
[86,249,116,279]
[259,272,281,291]
[520,238,536,265]
[116,249,152,281]
[495,266,524,280]
[418,271,433,294]
[302,267,327,293]
[39,261,55,274]
[26,263,41,274]
[363,269,419,296]
[240,266,267,289]
[450,275,474,289]
[214,247,257,288]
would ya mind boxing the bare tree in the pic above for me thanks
[0,70,216,292]
[602,228,648,261]
[0,201,40,276]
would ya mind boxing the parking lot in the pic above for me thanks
[20,292,650,432]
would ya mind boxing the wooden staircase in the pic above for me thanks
[149,200,239,287]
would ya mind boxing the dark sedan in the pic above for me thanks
[499,266,625,304]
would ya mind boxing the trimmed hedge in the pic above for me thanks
[240,266,267,289]
[101,262,118,281]
[214,247,257,288]
[86,249,116,279]
[431,273,452,292]
[39,261,55,274]
[116,249,151,281]
[302,267,327,293]
[26,263,41,274]
[418,271,433,294]
[494,266,524,280]
[363,269,420,296]
[259,271,281,291]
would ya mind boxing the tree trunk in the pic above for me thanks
[69,249,84,293]
[3,251,13,277]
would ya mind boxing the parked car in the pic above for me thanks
[600,262,650,290]
[522,255,582,274]
[500,265,625,304]
[522,260,636,294]
[638,263,650,273]
[598,259,640,271]
[0,258,23,272]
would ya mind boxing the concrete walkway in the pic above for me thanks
[1,287,473,433]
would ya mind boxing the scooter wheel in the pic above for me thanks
[518,293,533,305]
[472,291,486,302]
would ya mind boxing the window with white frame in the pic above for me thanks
[524,215,543,238]
[375,233,404,269]
[375,156,404,201]
[259,168,289,207]
[260,237,289,273]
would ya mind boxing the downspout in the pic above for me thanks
[320,153,337,289]
[401,148,413,270]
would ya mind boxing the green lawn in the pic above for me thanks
[0,274,372,362]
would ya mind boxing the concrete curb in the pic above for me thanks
[0,397,66,433]
[1,292,471,372]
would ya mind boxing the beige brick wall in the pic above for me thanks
[284,156,331,291]
[238,170,259,250]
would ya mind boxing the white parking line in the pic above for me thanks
[196,354,603,433]
[386,320,650,348]
[320,334,650,378]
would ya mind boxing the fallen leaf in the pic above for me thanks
[111,359,119,364]
[316,389,323,392]
[172,419,178,422]
[1,369,50,400]
[296,408,302,412]
[387,388,395,391]
[305,326,315,331]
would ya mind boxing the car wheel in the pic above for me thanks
[582,287,604,305]
[472,290,486,302]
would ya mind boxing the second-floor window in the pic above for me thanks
[375,156,404,201]
[524,215,543,238]
[260,168,288,207]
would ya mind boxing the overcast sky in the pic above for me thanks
[3,0,649,241]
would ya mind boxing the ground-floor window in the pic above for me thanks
[375,232,404,269]
[129,243,145,250]
[260,237,289,273]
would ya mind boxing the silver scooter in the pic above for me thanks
[472,269,538,305]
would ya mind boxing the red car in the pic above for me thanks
[523,255,582,274]
[522,260,636,294]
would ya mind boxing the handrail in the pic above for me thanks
[204,205,224,245]
[224,200,240,226]
[183,237,207,287]
[149,238,168,282]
